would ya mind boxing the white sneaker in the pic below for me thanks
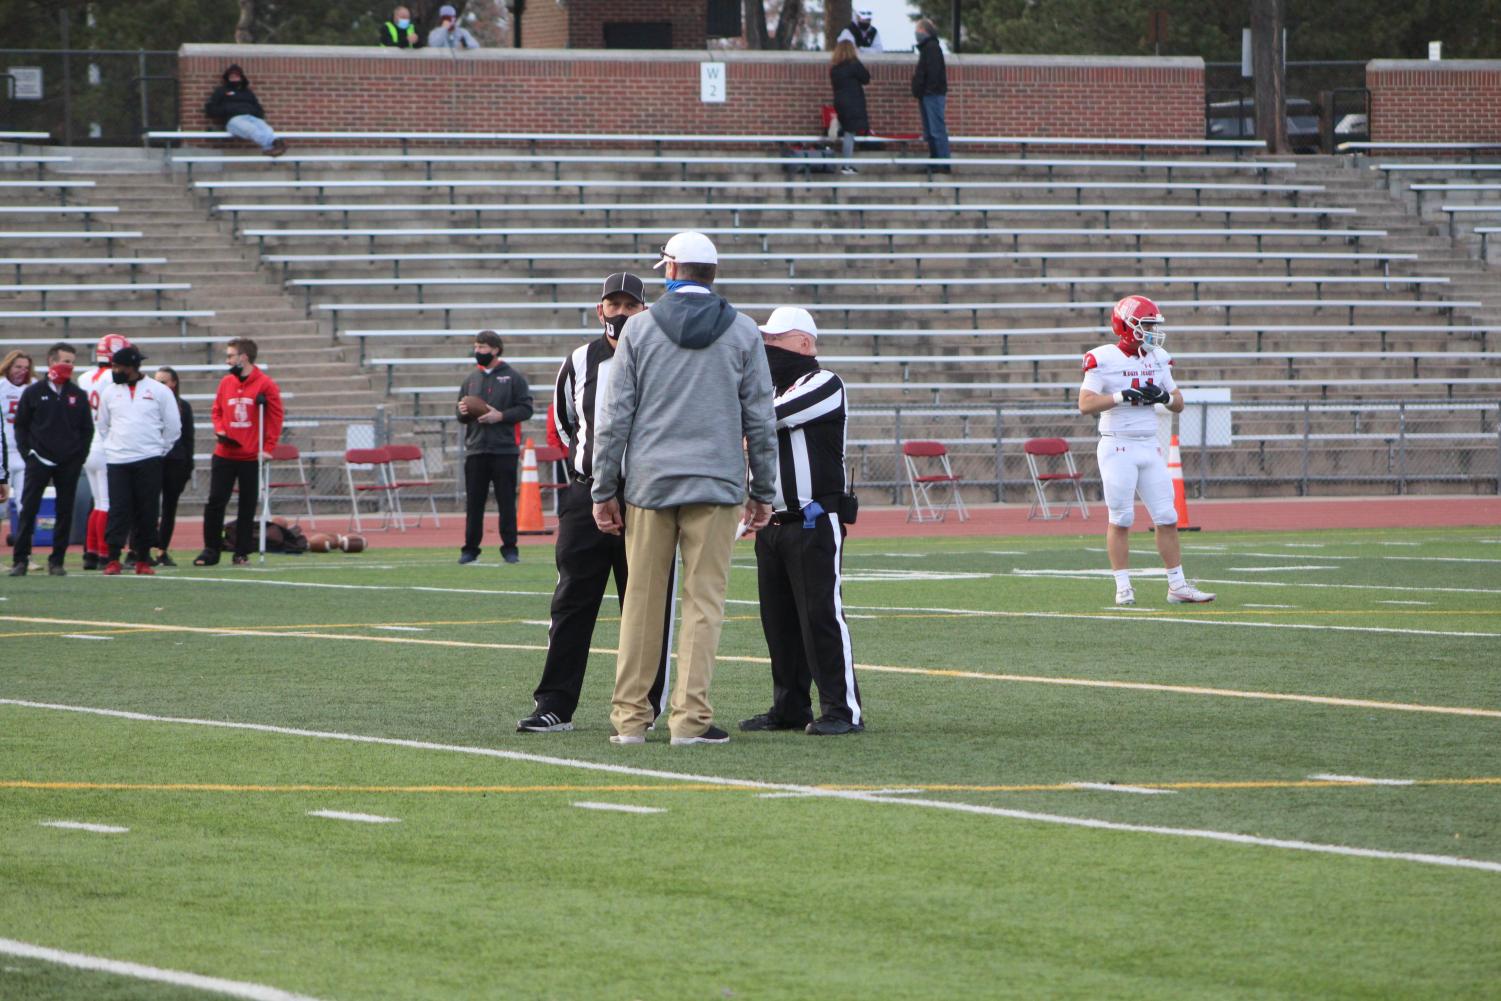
[1114,585,1135,606]
[608,732,645,745]
[1167,584,1216,603]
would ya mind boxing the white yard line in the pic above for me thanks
[1376,600,1431,607]
[1069,783,1176,796]
[1242,604,1297,609]
[38,820,128,833]
[571,802,666,814]
[61,635,114,642]
[1308,774,1416,786]
[1007,569,1501,597]
[373,626,428,632]
[0,937,325,1001]
[1226,565,1335,572]
[3,699,1499,874]
[306,810,400,824]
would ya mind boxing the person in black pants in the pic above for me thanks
[9,342,92,576]
[457,330,533,565]
[196,338,283,566]
[517,274,672,732]
[153,366,194,567]
[741,307,864,736]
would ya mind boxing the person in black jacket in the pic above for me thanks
[152,366,195,568]
[379,6,424,47]
[457,330,534,565]
[830,40,871,173]
[204,64,286,157]
[911,18,951,168]
[9,343,92,576]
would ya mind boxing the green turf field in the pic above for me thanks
[3,526,1500,1000]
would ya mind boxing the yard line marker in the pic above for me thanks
[1226,565,1335,572]
[1281,543,1325,548]
[1377,600,1431,606]
[0,937,325,1001]
[5,700,1499,875]
[572,801,666,814]
[61,634,113,641]
[1307,774,1416,786]
[1070,783,1176,796]
[1242,604,1297,609]
[38,820,128,833]
[307,809,400,824]
[373,625,427,632]
[1378,542,1423,547]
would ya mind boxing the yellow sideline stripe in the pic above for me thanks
[5,777,1501,795]
[4,614,1501,719]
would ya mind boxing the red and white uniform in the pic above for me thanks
[77,364,113,512]
[1081,343,1178,528]
[1,377,26,505]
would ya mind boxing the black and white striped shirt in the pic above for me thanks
[552,335,616,481]
[771,368,847,514]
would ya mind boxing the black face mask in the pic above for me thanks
[602,313,630,340]
[764,344,819,390]
[111,370,136,385]
[474,351,496,367]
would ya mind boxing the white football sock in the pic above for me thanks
[1113,569,1132,591]
[1165,565,1187,589]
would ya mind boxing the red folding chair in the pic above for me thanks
[262,442,315,525]
[344,447,398,532]
[902,440,969,523]
[384,443,441,529]
[534,444,567,515]
[1023,438,1089,521]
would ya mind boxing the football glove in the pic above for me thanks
[1139,383,1171,406]
[1114,388,1147,406]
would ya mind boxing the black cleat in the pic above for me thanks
[81,553,99,571]
[806,717,865,736]
[457,551,479,565]
[517,711,573,733]
[738,712,809,732]
[501,548,520,565]
[8,562,27,577]
[48,563,66,576]
[671,725,730,746]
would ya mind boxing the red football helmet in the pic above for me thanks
[1111,295,1165,355]
[96,333,132,365]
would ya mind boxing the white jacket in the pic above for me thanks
[96,375,182,464]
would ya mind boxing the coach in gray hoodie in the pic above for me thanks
[592,231,777,746]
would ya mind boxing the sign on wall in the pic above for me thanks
[6,67,42,100]
[700,62,726,104]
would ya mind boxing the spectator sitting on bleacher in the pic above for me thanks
[380,6,424,47]
[204,64,287,158]
[428,5,481,48]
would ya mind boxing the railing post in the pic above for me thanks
[1300,403,1311,496]
[892,407,903,505]
[993,405,1004,502]
[137,49,148,137]
[1397,402,1407,495]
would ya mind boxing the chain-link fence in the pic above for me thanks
[1,49,177,146]
[176,399,1498,523]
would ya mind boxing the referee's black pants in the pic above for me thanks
[532,482,670,721]
[105,457,162,560]
[754,513,862,726]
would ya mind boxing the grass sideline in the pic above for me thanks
[2,526,1500,1000]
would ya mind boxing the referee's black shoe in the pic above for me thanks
[517,710,573,733]
[806,716,864,736]
[739,712,810,732]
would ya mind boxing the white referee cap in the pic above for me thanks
[759,306,818,339]
[654,231,718,269]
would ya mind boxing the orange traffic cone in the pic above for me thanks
[516,438,552,536]
[1167,434,1200,531]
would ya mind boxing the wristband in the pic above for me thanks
[1112,391,1125,405]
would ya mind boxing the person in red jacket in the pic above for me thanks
[194,338,283,566]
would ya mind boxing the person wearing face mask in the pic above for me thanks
[93,347,181,577]
[1,350,34,535]
[9,343,91,576]
[203,64,286,158]
[911,18,951,170]
[428,4,481,48]
[740,307,864,736]
[517,274,673,733]
[457,329,534,565]
[379,6,424,47]
[152,367,195,568]
[196,338,283,567]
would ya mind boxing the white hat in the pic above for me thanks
[654,231,718,269]
[856,8,874,18]
[759,306,818,339]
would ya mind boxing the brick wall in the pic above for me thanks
[1368,60,1501,145]
[178,45,1203,142]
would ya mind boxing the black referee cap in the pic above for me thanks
[601,272,647,305]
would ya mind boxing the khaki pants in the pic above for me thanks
[612,502,741,739]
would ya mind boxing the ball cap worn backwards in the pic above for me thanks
[759,306,819,340]
[654,231,718,269]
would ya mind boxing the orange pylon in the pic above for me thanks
[516,438,551,536]
[1167,434,1199,531]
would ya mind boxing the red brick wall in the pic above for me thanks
[520,3,568,49]
[178,45,1203,142]
[1368,60,1501,144]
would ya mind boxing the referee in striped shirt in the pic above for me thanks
[517,273,672,732]
[741,307,864,736]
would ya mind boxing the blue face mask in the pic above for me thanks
[664,279,710,293]
[396,17,411,29]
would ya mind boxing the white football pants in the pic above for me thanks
[84,437,109,511]
[1097,435,1176,528]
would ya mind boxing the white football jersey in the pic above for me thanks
[77,365,112,425]
[0,378,24,473]
[1080,343,1177,436]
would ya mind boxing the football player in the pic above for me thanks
[77,333,131,569]
[1,351,33,525]
[1078,295,1214,606]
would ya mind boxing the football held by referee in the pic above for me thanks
[742,307,864,736]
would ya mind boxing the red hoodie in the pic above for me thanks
[211,364,283,460]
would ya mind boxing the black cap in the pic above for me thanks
[112,345,146,367]
[601,272,646,304]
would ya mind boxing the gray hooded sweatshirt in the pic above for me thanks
[591,288,777,510]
